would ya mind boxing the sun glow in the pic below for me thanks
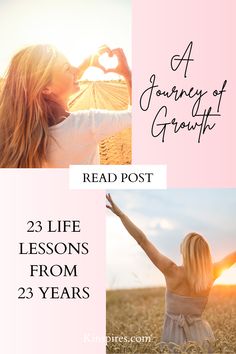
[80,52,120,81]
[0,0,130,81]
[214,265,236,285]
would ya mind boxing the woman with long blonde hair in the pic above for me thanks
[0,44,131,167]
[106,194,236,352]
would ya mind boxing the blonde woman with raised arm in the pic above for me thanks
[0,44,131,167]
[106,193,236,352]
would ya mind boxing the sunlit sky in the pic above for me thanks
[0,0,131,80]
[106,189,236,289]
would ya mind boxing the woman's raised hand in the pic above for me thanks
[76,44,112,78]
[87,44,113,72]
[106,193,124,218]
[76,45,131,81]
[104,47,131,79]
[103,47,132,105]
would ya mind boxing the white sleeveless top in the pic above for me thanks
[43,107,131,167]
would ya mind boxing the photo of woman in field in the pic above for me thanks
[106,192,236,353]
[0,44,131,168]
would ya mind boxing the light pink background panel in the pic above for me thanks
[132,0,236,187]
[0,170,106,354]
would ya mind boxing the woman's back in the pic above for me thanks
[165,265,212,297]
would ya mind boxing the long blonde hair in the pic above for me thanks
[0,44,65,168]
[180,232,213,293]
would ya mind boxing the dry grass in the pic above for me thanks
[69,80,131,165]
[106,285,236,353]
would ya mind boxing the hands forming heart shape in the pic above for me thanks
[87,44,130,78]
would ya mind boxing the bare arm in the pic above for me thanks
[213,251,236,280]
[124,70,132,105]
[106,194,176,276]
[103,48,132,106]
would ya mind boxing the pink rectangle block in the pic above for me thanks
[132,0,236,187]
[0,169,106,354]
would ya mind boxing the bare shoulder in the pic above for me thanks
[165,265,185,287]
[165,264,183,278]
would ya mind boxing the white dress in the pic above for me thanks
[43,107,131,167]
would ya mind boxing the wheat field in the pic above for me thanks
[69,80,131,165]
[106,285,236,353]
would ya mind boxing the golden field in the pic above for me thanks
[70,80,131,165]
[106,285,236,353]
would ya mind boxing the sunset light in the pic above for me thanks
[0,0,130,80]
[214,265,236,285]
